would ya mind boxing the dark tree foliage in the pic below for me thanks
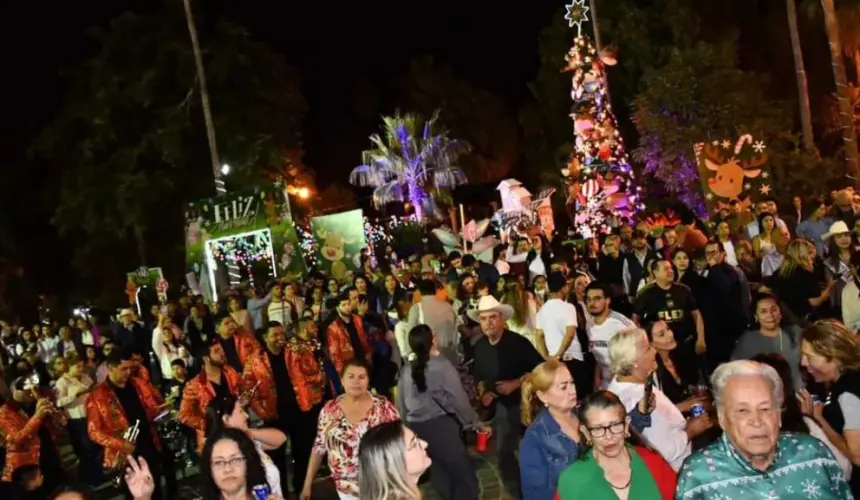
[394,56,519,183]
[33,3,306,300]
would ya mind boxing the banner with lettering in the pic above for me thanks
[310,209,366,281]
[184,185,305,296]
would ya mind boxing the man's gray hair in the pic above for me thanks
[711,360,784,410]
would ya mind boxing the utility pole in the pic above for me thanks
[182,0,226,194]
[589,0,602,53]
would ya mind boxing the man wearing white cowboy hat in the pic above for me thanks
[470,294,543,497]
[113,308,144,352]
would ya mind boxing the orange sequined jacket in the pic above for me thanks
[85,378,164,468]
[178,366,241,449]
[242,338,324,420]
[0,402,63,482]
[324,315,371,374]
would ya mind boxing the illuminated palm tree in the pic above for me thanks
[350,110,470,221]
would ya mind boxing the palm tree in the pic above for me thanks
[350,110,470,221]
[787,0,816,151]
[821,0,860,179]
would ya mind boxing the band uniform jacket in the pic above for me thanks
[85,377,164,468]
[242,337,325,421]
[324,315,371,375]
[231,330,263,367]
[0,401,63,481]
[178,366,241,450]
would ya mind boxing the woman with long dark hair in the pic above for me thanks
[122,428,282,500]
[396,324,481,500]
[205,395,287,497]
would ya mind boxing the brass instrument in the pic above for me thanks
[109,419,140,486]
[23,373,67,427]
[238,381,261,408]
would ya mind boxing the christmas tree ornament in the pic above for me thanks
[564,0,590,35]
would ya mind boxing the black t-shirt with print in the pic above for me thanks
[634,283,699,344]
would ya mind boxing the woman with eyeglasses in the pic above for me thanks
[122,428,283,500]
[205,394,287,497]
[554,391,677,500]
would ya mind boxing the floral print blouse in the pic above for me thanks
[313,393,400,496]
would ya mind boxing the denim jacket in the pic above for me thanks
[519,408,580,500]
[519,407,652,500]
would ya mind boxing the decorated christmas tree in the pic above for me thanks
[560,0,642,238]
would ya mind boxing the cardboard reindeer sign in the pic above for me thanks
[694,134,773,215]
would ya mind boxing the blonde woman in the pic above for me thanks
[502,279,538,345]
[358,421,431,500]
[519,359,581,500]
[763,239,833,324]
[799,320,860,495]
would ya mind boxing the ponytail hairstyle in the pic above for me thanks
[520,359,568,426]
[408,324,433,393]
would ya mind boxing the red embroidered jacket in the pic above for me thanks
[226,329,262,367]
[178,366,241,449]
[0,402,63,482]
[324,315,371,374]
[85,378,164,468]
[242,338,325,420]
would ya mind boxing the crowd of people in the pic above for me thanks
[1,190,860,499]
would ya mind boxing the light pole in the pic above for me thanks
[182,0,225,195]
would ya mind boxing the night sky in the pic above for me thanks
[0,0,560,293]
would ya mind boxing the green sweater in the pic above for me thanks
[557,446,665,500]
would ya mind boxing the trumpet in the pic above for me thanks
[238,381,261,408]
[23,373,67,427]
[110,419,140,486]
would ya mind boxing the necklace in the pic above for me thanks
[597,447,633,490]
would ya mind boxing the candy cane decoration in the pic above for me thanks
[693,143,705,165]
[734,134,754,155]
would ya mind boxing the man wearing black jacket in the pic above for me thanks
[701,240,749,371]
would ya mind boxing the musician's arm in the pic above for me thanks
[86,397,131,452]
[1,413,44,444]
[177,382,204,431]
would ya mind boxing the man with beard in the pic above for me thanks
[179,340,241,451]
[87,349,170,499]
[214,315,260,374]
[323,291,371,392]
[585,282,635,390]
[243,320,324,495]
[0,376,64,493]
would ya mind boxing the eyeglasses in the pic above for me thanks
[587,420,625,438]
[211,456,246,471]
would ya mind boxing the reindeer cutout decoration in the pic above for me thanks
[695,134,772,214]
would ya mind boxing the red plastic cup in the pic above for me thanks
[475,429,490,452]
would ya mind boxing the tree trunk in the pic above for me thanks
[133,225,147,266]
[822,0,860,182]
[182,0,224,194]
[407,182,425,221]
[787,0,816,152]
[589,0,602,53]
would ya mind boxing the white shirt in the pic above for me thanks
[608,378,691,471]
[158,342,193,380]
[722,240,738,266]
[54,373,93,420]
[587,311,635,388]
[506,297,538,346]
[805,416,852,478]
[255,440,283,497]
[80,329,96,347]
[536,298,582,361]
[267,297,304,327]
[495,259,511,275]
[38,336,60,364]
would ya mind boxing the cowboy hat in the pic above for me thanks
[823,221,852,241]
[467,295,514,323]
[118,308,134,318]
